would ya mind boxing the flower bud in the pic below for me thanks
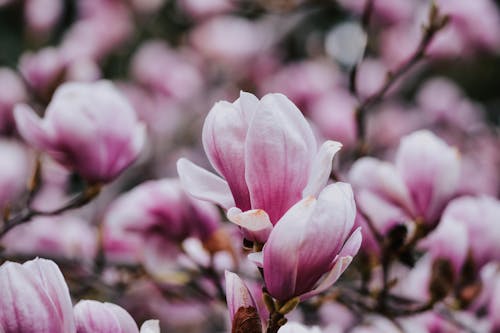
[14,80,146,183]
[0,258,75,333]
[262,183,361,302]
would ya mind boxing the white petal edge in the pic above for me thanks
[140,320,160,333]
[227,207,273,243]
[302,141,342,198]
[177,158,235,209]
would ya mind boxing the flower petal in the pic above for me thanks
[302,140,342,198]
[140,320,160,333]
[14,104,53,151]
[263,196,317,301]
[177,158,235,209]
[202,99,251,210]
[245,93,316,223]
[395,130,460,223]
[227,207,273,243]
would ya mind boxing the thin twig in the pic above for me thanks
[354,2,449,157]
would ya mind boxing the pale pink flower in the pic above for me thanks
[14,80,146,183]
[0,258,75,333]
[260,184,361,301]
[350,130,460,228]
[309,90,357,148]
[177,91,342,242]
[103,179,220,262]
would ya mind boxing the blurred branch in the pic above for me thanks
[353,1,450,157]
[0,183,101,239]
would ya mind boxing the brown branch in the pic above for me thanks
[0,183,101,239]
[354,2,449,157]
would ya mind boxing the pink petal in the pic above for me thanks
[202,99,251,210]
[349,157,414,216]
[302,140,342,198]
[245,93,316,223]
[263,196,317,301]
[177,158,235,209]
[225,271,258,321]
[395,130,460,223]
[227,207,273,243]
[14,104,53,151]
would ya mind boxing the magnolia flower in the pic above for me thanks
[0,258,75,333]
[278,322,322,333]
[74,300,159,333]
[103,179,220,263]
[439,195,500,270]
[178,91,342,242]
[14,80,146,183]
[350,130,460,230]
[258,183,361,302]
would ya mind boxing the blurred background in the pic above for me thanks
[0,0,499,332]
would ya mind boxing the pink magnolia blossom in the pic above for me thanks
[0,68,27,133]
[74,300,159,333]
[440,195,500,270]
[0,258,75,333]
[177,91,342,243]
[14,80,146,183]
[260,183,361,302]
[103,179,220,262]
[350,130,460,229]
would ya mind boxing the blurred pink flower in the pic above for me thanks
[190,16,270,67]
[177,92,342,242]
[350,130,461,228]
[178,0,233,19]
[261,184,361,301]
[19,47,65,96]
[14,81,146,183]
[441,195,500,270]
[0,139,30,210]
[0,68,27,133]
[309,90,357,148]
[103,178,220,262]
[259,60,342,114]
[131,41,203,100]
[416,77,485,132]
[0,258,75,333]
[24,0,63,37]
[74,300,159,333]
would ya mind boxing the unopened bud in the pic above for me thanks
[232,306,262,333]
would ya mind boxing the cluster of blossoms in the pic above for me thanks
[0,0,499,332]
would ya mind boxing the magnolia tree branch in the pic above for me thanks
[0,176,101,239]
[353,2,450,157]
